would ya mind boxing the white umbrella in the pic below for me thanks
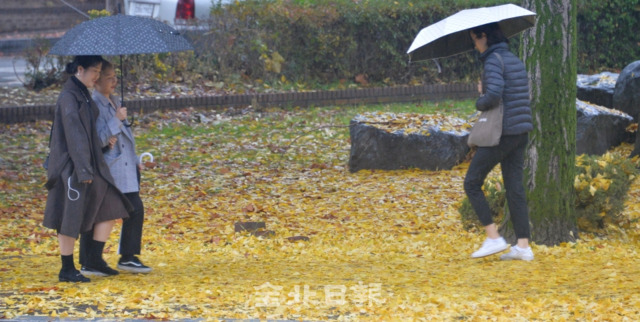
[407,4,536,61]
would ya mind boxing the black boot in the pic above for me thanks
[80,240,119,277]
[78,231,92,267]
[59,254,90,283]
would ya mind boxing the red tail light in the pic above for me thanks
[176,0,195,19]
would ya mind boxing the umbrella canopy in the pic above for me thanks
[407,4,536,61]
[49,15,194,127]
[49,14,193,56]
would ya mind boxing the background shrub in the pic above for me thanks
[573,153,639,231]
[193,0,639,88]
[576,0,640,73]
[28,0,640,92]
[22,38,66,91]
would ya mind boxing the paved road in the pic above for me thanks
[0,55,28,87]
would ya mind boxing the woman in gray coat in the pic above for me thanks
[44,56,132,282]
[80,59,151,274]
[464,23,534,261]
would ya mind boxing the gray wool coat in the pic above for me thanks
[477,42,533,136]
[43,77,132,238]
[93,91,140,194]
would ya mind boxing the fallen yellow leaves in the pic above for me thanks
[353,111,471,136]
[1,107,640,320]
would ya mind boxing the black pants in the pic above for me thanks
[80,191,145,265]
[118,192,145,256]
[463,133,531,239]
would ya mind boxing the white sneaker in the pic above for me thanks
[471,237,508,258]
[500,246,534,261]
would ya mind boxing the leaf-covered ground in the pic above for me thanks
[1,101,640,320]
[0,83,229,108]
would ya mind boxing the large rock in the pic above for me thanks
[349,102,632,172]
[348,113,470,172]
[576,100,633,155]
[613,61,640,120]
[576,72,618,108]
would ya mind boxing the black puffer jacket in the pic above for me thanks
[477,42,533,136]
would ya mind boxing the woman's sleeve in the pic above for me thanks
[95,104,122,147]
[476,56,505,111]
[58,93,94,183]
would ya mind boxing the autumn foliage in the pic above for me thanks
[1,105,640,320]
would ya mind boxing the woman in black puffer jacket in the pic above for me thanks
[465,23,534,261]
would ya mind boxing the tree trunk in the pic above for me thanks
[520,0,578,245]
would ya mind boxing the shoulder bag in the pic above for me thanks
[467,52,505,148]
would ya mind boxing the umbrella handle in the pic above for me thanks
[124,113,135,127]
[139,152,153,164]
[433,59,442,74]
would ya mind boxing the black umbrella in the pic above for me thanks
[50,14,194,124]
[50,14,193,56]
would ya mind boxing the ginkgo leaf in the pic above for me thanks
[1,108,640,320]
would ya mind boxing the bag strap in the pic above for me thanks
[493,52,505,107]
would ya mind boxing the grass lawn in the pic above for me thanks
[1,100,640,320]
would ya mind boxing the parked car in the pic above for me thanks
[123,0,235,29]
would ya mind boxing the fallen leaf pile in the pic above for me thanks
[577,100,632,118]
[0,83,237,108]
[353,111,471,136]
[577,73,617,87]
[0,86,58,107]
[1,105,640,320]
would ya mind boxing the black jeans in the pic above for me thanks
[80,191,145,264]
[118,192,145,256]
[463,133,531,239]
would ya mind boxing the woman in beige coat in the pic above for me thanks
[79,59,152,275]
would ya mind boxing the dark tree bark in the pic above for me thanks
[517,0,579,245]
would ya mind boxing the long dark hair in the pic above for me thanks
[471,22,508,46]
[65,55,103,75]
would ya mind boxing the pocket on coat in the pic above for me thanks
[104,151,122,167]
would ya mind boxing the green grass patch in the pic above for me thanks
[132,100,476,166]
